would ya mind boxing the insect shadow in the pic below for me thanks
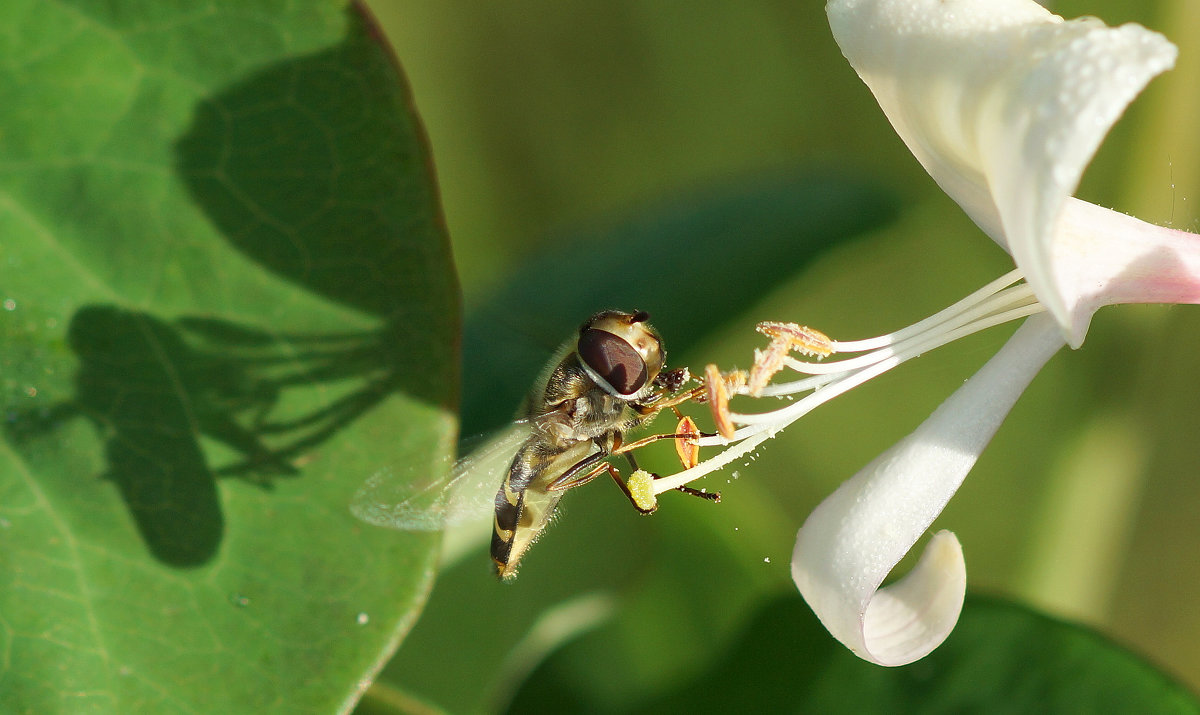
[5,305,412,567]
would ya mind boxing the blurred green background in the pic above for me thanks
[364,0,1200,711]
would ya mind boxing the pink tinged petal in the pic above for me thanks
[792,314,1065,665]
[827,0,1177,340]
[1054,198,1200,345]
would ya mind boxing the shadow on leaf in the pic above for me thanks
[6,305,416,567]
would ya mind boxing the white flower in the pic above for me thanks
[789,0,1197,666]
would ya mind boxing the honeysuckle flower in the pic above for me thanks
[649,0,1200,666]
[789,0,1200,666]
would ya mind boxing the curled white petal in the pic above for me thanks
[792,314,1065,665]
[827,0,1177,344]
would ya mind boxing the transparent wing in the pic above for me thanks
[350,425,530,532]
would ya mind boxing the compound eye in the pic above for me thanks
[578,328,648,395]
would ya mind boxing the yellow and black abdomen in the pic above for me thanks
[491,438,593,580]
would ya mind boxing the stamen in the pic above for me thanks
[652,270,1047,496]
[832,268,1026,352]
[628,470,658,512]
[674,416,701,469]
[757,322,834,356]
[705,364,744,439]
[761,282,1039,390]
[748,323,833,395]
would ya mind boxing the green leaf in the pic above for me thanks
[508,592,1200,714]
[0,1,458,712]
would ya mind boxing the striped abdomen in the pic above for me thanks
[491,439,592,580]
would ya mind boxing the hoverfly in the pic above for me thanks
[351,310,717,580]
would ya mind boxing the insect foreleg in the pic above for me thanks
[653,384,707,410]
[632,384,706,418]
[613,429,714,454]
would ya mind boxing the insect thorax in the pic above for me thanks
[529,353,647,445]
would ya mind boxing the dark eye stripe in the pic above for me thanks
[578,329,647,395]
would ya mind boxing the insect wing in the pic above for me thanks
[350,425,529,532]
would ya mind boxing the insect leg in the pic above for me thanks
[613,429,714,454]
[546,451,611,491]
[653,384,708,410]
[631,384,707,417]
